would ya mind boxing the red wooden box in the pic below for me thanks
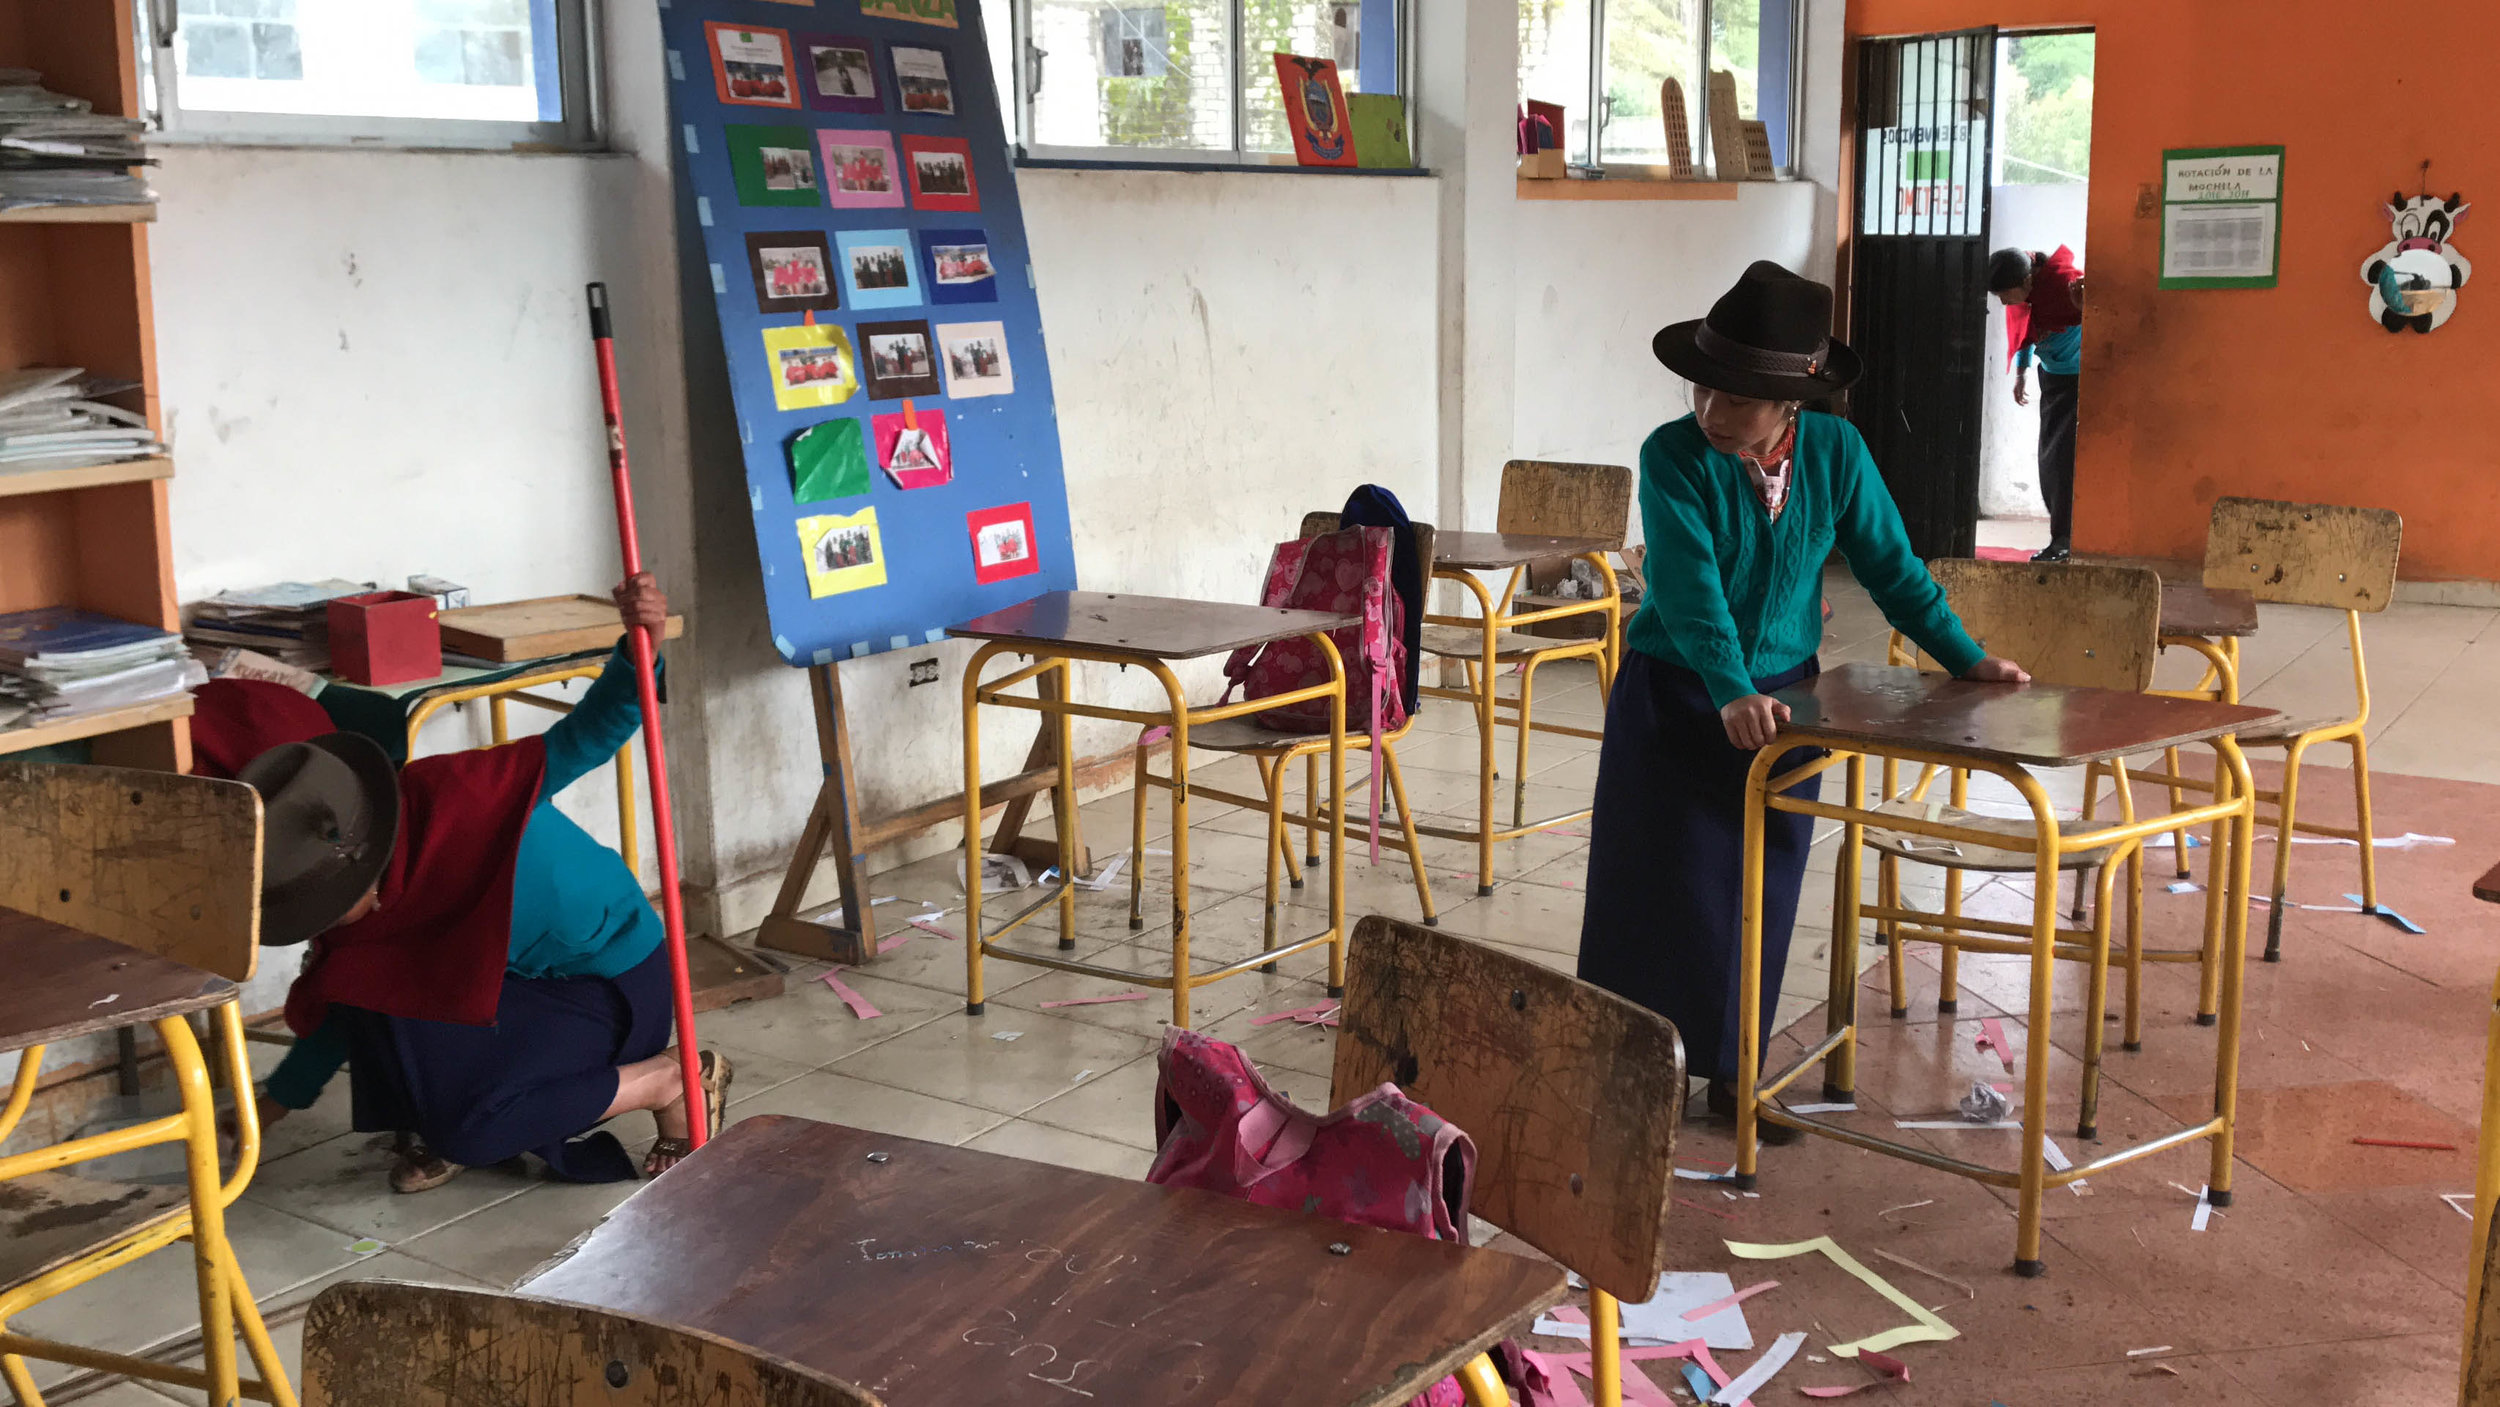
[327,590,441,686]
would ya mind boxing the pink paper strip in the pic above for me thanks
[1038,992,1150,1008]
[1798,1349,1911,1397]
[1560,1343,1707,1407]
[1553,1305,1589,1325]
[1976,1017,2016,1072]
[1250,1001,1340,1026]
[820,968,882,1019]
[1680,1278,1778,1322]
[906,917,961,941]
[1520,1350,1591,1407]
[876,930,916,955]
[1139,726,1172,746]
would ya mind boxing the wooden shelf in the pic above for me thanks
[0,455,170,500]
[0,203,157,224]
[1516,178,1741,202]
[0,695,194,758]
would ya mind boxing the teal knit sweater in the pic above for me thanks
[1624,412,1985,710]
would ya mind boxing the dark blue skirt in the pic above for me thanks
[1576,650,1823,1082]
[332,940,673,1182]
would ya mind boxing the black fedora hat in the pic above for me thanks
[1652,260,1862,401]
[238,733,400,946]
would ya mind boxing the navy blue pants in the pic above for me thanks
[1576,651,1822,1082]
[332,941,672,1182]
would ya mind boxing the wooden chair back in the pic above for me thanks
[2202,496,2403,613]
[1298,513,1440,585]
[302,1280,883,1407]
[1331,915,1683,1303]
[0,761,261,982]
[1920,559,2163,693]
[1497,460,1635,547]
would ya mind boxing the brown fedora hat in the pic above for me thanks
[238,733,400,946]
[1652,260,1862,401]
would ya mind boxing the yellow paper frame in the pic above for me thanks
[1724,1237,1959,1357]
[764,322,860,410]
[797,507,888,598]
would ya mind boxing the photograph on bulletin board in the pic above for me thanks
[836,228,925,309]
[874,405,952,489]
[862,0,959,29]
[859,319,941,399]
[819,128,906,209]
[790,417,873,504]
[902,135,981,210]
[764,322,859,409]
[920,227,997,304]
[798,33,883,113]
[727,125,823,206]
[798,508,889,598]
[967,503,1040,584]
[707,23,800,108]
[937,320,1014,398]
[745,230,841,315]
[889,44,956,116]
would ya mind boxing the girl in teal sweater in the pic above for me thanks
[1577,262,2026,1130]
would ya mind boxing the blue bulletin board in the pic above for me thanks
[660,0,1076,666]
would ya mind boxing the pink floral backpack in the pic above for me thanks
[1221,524,1408,857]
[1146,1026,1476,1407]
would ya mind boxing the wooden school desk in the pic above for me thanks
[2110,580,2265,884]
[516,1115,1567,1406]
[1731,663,2274,1275]
[1421,530,1620,893]
[952,591,1358,1028]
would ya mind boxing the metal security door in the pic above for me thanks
[1848,27,1997,560]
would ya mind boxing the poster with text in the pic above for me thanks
[666,0,1073,666]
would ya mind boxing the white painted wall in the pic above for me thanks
[1979,180,2089,519]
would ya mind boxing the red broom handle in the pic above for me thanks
[586,283,706,1149]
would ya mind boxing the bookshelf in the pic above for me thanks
[0,0,187,771]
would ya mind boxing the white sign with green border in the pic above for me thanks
[2161,145,2284,289]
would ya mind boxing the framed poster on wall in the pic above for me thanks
[2160,145,2284,290]
[662,0,1075,666]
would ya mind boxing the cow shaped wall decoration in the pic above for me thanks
[2362,192,2471,333]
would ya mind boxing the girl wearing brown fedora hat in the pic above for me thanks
[1578,262,2030,1134]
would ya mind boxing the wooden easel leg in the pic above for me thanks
[756,662,876,967]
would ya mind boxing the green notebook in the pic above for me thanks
[1348,94,1412,170]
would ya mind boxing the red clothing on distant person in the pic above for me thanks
[2002,245,2084,370]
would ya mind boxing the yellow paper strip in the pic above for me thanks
[1724,1236,1959,1358]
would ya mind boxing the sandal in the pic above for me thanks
[388,1135,464,1194]
[643,1049,734,1178]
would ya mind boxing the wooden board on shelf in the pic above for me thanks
[437,595,686,662]
[0,455,170,501]
[0,694,193,759]
[0,204,157,224]
[1515,178,1739,202]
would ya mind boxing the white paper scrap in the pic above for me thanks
[1712,1330,1806,1403]
[1675,1165,1735,1182]
[1896,1119,2021,1130]
[2166,881,2201,895]
[1553,1271,1764,1351]
[2443,1193,2474,1220]
[1784,1102,1858,1114]
[991,1031,1024,1042]
[2042,1135,2091,1195]
[2127,1346,2175,1358]
[2189,1184,2213,1232]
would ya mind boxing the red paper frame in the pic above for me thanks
[901,134,982,211]
[967,502,1040,583]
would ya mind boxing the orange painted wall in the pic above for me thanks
[1847,0,2500,581]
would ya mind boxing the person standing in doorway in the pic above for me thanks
[1987,246,2084,562]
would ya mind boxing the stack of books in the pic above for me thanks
[0,367,163,476]
[0,68,151,211]
[0,606,200,732]
[184,580,371,672]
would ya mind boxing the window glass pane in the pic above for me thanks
[1241,0,1393,157]
[1029,0,1232,151]
[1996,32,2091,184]
[1518,0,1591,163]
[1708,0,1795,167]
[173,0,559,122]
[1598,0,1698,165]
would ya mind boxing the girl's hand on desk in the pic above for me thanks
[1962,656,2032,684]
[1721,694,1791,750]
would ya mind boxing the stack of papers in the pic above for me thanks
[185,579,372,672]
[0,606,200,729]
[0,68,152,210]
[0,368,164,475]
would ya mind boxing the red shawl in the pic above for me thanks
[2002,245,2084,369]
[283,737,546,1034]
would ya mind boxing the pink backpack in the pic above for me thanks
[1221,524,1408,858]
[1146,1026,1475,1407]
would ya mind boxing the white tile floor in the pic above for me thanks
[39,565,2500,1403]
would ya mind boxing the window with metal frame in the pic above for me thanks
[1519,0,1799,177]
[1005,0,1410,167]
[137,0,601,150]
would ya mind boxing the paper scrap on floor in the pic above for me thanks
[1534,1271,1757,1350]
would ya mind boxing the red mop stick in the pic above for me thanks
[585,283,706,1148]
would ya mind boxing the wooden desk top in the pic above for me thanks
[951,591,1359,662]
[2161,582,2260,639]
[2477,861,2500,905]
[519,1116,1566,1407]
[1773,663,2281,768]
[0,906,234,1054]
[1431,531,1617,571]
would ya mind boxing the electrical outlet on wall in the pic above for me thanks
[909,658,941,687]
